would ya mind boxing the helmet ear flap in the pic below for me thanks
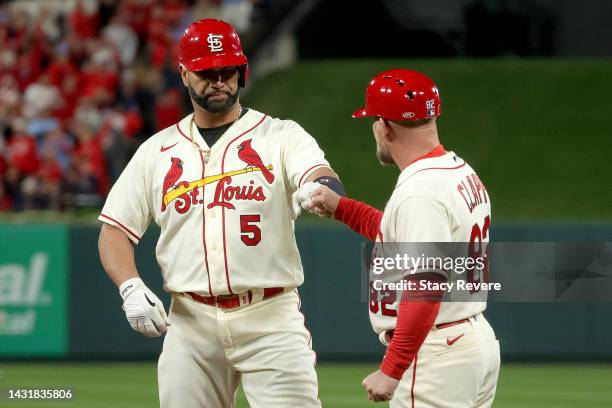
[238,65,249,88]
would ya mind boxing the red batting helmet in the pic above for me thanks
[177,19,249,86]
[352,69,441,121]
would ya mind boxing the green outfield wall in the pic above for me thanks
[1,223,612,361]
[243,59,612,221]
[0,225,69,356]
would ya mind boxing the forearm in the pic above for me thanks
[334,197,383,241]
[380,273,445,379]
[98,223,140,287]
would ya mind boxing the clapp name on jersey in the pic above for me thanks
[457,173,489,214]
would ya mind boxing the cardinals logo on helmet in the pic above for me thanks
[207,34,223,52]
[237,139,275,184]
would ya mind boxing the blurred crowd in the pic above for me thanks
[0,0,259,211]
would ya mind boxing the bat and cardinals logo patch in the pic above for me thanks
[160,140,274,214]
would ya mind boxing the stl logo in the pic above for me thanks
[207,34,223,52]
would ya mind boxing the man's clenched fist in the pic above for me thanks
[310,185,341,218]
[119,277,170,337]
[362,369,400,402]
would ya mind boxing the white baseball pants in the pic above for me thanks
[158,290,320,408]
[390,313,500,408]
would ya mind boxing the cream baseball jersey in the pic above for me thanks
[369,148,490,335]
[99,109,330,295]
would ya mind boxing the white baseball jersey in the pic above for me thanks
[369,148,490,335]
[99,109,330,295]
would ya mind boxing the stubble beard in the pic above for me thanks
[376,140,394,166]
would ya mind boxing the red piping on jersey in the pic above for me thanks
[298,163,329,187]
[408,144,446,166]
[176,120,193,142]
[411,356,417,408]
[99,213,141,242]
[395,161,467,192]
[198,150,213,296]
[412,162,466,176]
[220,113,268,294]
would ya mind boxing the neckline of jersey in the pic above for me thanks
[189,108,252,150]
[196,108,250,148]
[407,144,446,167]
[395,144,455,187]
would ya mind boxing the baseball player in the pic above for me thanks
[305,69,500,407]
[97,19,344,408]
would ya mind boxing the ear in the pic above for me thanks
[379,118,393,142]
[179,66,189,86]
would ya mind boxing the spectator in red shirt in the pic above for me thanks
[147,5,173,68]
[53,71,81,123]
[71,120,109,195]
[44,49,79,88]
[6,121,39,176]
[154,88,183,131]
[68,0,100,39]
[80,46,119,105]
[120,0,153,39]
[36,143,64,210]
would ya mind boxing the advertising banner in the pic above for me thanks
[0,225,68,356]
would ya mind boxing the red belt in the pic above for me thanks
[186,287,285,310]
[387,316,471,339]
[435,317,470,330]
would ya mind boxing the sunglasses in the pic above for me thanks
[196,66,240,82]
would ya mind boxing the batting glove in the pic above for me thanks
[119,278,170,337]
[296,181,321,212]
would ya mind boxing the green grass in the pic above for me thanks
[244,59,612,221]
[1,362,611,407]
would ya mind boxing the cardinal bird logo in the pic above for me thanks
[237,139,274,184]
[161,157,184,211]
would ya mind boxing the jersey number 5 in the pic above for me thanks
[240,214,261,246]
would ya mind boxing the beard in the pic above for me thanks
[375,141,394,165]
[188,85,239,114]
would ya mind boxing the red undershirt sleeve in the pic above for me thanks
[380,273,446,380]
[334,197,383,241]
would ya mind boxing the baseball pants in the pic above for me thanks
[158,289,320,408]
[390,313,500,408]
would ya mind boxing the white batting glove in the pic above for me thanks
[296,181,321,213]
[119,278,170,337]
